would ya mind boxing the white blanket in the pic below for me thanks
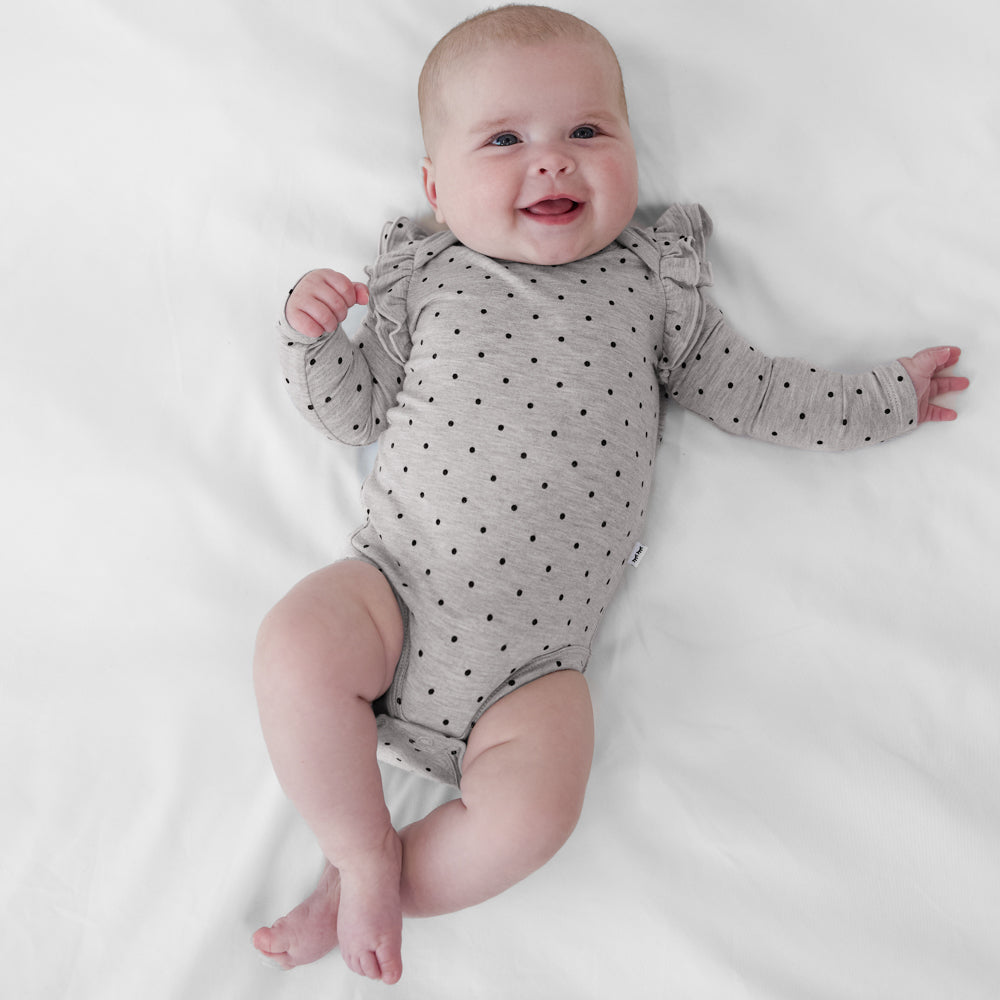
[5,1,998,997]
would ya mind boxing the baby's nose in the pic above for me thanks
[533,144,576,176]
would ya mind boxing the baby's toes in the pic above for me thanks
[375,944,403,985]
[358,950,382,980]
[251,926,292,968]
[356,946,401,984]
[345,941,402,984]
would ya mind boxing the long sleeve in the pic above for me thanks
[277,316,408,447]
[645,204,919,450]
[660,300,918,450]
[276,220,425,447]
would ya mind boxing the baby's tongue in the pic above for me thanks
[527,198,575,215]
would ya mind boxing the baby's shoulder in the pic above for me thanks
[649,203,713,241]
[365,218,463,325]
[376,217,458,263]
[378,217,429,256]
[622,203,714,288]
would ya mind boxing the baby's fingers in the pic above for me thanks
[932,374,970,398]
[909,345,962,377]
[287,270,368,337]
[286,295,346,337]
[925,373,970,423]
[315,271,368,312]
[285,301,331,337]
[924,402,960,422]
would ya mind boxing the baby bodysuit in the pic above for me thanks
[277,204,918,784]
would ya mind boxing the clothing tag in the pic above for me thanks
[628,543,648,568]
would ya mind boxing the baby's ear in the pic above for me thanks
[421,158,446,224]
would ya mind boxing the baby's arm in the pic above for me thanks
[897,346,969,423]
[278,268,408,446]
[663,303,967,450]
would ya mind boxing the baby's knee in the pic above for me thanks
[528,790,586,863]
[252,595,325,699]
[254,589,328,673]
[464,768,587,870]
[253,564,401,699]
[461,674,593,865]
[505,786,586,876]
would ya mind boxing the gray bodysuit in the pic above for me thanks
[278,204,918,784]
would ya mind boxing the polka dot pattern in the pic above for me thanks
[278,206,919,783]
[658,301,915,450]
[345,222,668,782]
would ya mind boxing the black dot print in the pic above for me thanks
[342,220,740,772]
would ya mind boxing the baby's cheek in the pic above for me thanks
[606,159,639,214]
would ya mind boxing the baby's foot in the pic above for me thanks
[252,863,342,970]
[335,829,404,984]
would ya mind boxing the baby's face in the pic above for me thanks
[422,38,638,265]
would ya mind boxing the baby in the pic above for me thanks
[252,4,968,985]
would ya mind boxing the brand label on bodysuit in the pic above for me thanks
[628,543,648,568]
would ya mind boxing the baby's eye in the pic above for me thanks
[570,125,598,139]
[490,132,520,147]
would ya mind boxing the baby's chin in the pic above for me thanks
[442,206,628,266]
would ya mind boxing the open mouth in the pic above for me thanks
[521,198,584,224]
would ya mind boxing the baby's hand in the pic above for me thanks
[898,346,969,423]
[285,269,370,338]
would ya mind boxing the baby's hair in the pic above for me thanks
[418,4,626,154]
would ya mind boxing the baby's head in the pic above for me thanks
[418,5,638,266]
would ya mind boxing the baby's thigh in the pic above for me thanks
[255,559,404,701]
[461,671,595,841]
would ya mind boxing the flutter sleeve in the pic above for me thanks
[276,218,424,446]
[653,205,919,450]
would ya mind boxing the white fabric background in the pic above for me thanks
[4,1,998,997]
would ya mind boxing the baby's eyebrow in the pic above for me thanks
[468,116,517,136]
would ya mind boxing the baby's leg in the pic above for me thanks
[398,669,595,918]
[251,560,404,984]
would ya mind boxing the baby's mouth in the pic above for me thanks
[523,198,580,217]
